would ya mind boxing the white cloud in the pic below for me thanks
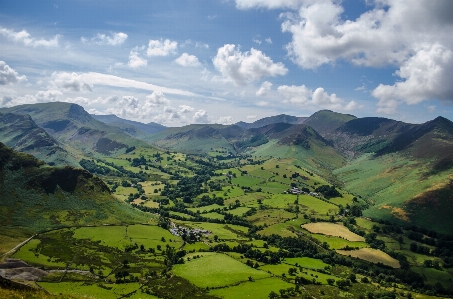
[82,32,128,45]
[235,0,305,9]
[265,37,273,44]
[428,106,436,113]
[278,0,453,70]
[87,108,106,115]
[128,48,148,68]
[193,109,209,123]
[256,81,273,96]
[51,72,93,92]
[35,89,63,102]
[277,84,311,104]
[179,105,195,113]
[0,61,26,85]
[0,27,60,47]
[217,116,233,125]
[174,53,201,67]
[147,39,178,56]
[246,115,257,119]
[372,43,453,114]
[278,84,361,111]
[213,44,287,86]
[79,72,198,97]
[145,91,170,106]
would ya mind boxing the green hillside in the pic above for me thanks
[0,112,77,166]
[304,110,357,135]
[0,142,150,236]
[0,102,152,157]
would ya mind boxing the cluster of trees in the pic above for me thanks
[314,185,342,198]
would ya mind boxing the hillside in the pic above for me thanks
[0,103,151,156]
[145,124,245,154]
[235,114,306,129]
[303,110,357,135]
[0,112,77,166]
[0,142,150,236]
[92,114,167,137]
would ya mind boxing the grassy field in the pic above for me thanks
[209,277,293,299]
[336,248,401,268]
[173,252,271,288]
[302,223,365,241]
[176,222,248,240]
[38,282,145,299]
[311,234,368,249]
[283,257,328,270]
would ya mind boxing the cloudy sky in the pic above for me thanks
[1,0,453,126]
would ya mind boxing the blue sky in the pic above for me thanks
[1,0,453,126]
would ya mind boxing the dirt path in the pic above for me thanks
[1,235,36,258]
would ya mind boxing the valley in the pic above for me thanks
[1,103,453,299]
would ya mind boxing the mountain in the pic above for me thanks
[0,103,151,156]
[91,114,167,136]
[235,114,306,129]
[0,112,77,166]
[145,124,246,153]
[333,116,453,233]
[303,110,357,135]
[0,142,149,235]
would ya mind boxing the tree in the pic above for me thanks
[327,278,335,285]
[268,291,278,299]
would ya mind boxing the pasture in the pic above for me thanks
[173,252,270,288]
[311,234,368,249]
[336,248,401,268]
[302,223,365,241]
[209,277,293,299]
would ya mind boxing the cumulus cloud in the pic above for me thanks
[373,43,453,114]
[179,105,195,113]
[145,91,170,106]
[0,61,26,85]
[255,101,269,107]
[35,90,63,102]
[0,27,60,47]
[213,44,287,85]
[265,37,273,44]
[128,48,148,68]
[51,72,93,92]
[147,39,178,56]
[278,84,360,111]
[193,109,209,123]
[256,81,273,96]
[238,0,453,110]
[174,53,201,67]
[217,116,233,125]
[81,32,128,45]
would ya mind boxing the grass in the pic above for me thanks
[302,223,365,241]
[173,252,271,288]
[228,207,251,216]
[336,248,401,268]
[283,257,328,270]
[13,239,67,268]
[38,282,143,299]
[209,277,293,299]
[311,234,368,249]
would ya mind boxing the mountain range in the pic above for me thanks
[1,102,453,233]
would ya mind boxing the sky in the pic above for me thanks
[1,0,453,126]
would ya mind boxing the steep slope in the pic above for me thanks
[0,103,151,156]
[334,116,453,233]
[0,112,77,166]
[92,114,167,137]
[330,117,414,158]
[235,114,306,129]
[0,142,149,234]
[248,123,345,177]
[304,110,357,135]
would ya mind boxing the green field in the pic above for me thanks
[311,234,368,249]
[173,252,271,288]
[209,277,293,299]
[283,257,328,270]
